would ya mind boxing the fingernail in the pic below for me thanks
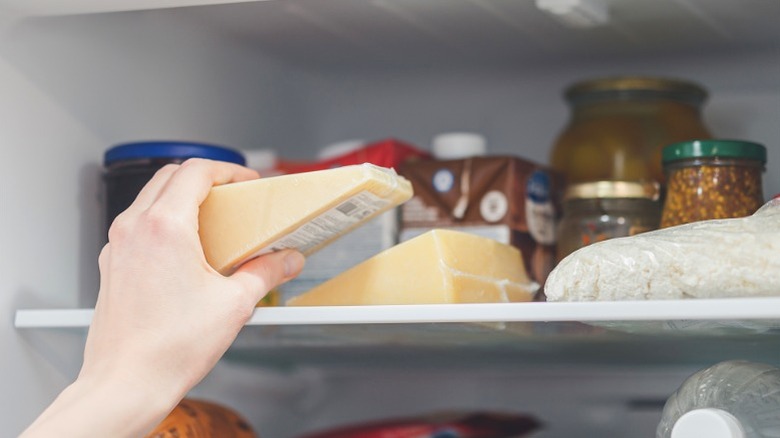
[284,251,305,277]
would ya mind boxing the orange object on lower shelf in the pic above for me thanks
[146,398,257,438]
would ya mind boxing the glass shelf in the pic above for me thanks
[15,298,780,369]
[15,298,780,329]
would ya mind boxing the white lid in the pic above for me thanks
[243,148,277,171]
[318,139,367,160]
[431,132,487,159]
[672,409,746,438]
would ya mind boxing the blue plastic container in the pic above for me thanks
[103,141,245,237]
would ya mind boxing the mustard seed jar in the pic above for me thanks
[550,76,712,185]
[660,140,766,228]
[556,181,661,261]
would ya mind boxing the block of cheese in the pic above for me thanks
[286,229,539,306]
[199,163,413,275]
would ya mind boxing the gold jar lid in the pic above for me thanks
[565,76,708,106]
[564,181,661,201]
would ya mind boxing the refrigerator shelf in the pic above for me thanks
[14,298,780,328]
[13,299,780,369]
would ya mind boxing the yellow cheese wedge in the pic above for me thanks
[199,164,413,275]
[286,229,539,306]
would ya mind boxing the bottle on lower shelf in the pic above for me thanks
[657,360,780,438]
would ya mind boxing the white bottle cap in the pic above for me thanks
[243,148,277,171]
[431,132,487,159]
[318,139,366,160]
[672,409,746,438]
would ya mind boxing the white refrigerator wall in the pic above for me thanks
[2,3,779,437]
[0,10,311,434]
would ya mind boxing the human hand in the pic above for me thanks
[22,158,304,437]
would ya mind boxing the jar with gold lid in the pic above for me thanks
[550,76,712,185]
[660,139,766,228]
[556,181,661,261]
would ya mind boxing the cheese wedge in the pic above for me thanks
[286,229,539,306]
[199,163,413,275]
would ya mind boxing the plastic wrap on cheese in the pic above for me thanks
[199,163,413,275]
[287,229,539,306]
[545,199,780,301]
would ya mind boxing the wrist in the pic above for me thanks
[77,340,194,419]
[76,369,176,413]
[23,372,180,438]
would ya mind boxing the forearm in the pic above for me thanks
[20,373,178,438]
[20,160,304,436]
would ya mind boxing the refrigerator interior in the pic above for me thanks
[2,0,779,436]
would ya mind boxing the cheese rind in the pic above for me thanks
[286,229,539,306]
[198,164,413,275]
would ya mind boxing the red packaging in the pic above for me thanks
[297,412,541,438]
[276,138,430,174]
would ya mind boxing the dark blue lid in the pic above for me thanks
[104,141,246,166]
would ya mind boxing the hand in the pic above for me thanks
[22,158,305,437]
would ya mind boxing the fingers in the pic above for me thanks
[124,164,179,214]
[95,244,111,307]
[152,159,259,217]
[230,250,305,302]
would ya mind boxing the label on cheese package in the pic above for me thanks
[286,229,539,306]
[198,164,413,275]
[239,191,391,265]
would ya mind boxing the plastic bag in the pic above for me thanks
[545,198,780,301]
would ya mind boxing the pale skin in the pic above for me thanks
[20,159,305,437]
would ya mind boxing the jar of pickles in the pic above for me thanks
[660,140,766,228]
[550,76,712,185]
[556,181,661,261]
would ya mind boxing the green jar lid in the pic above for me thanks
[662,139,767,164]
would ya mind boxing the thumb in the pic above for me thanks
[230,249,305,302]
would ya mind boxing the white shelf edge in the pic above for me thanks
[15,298,780,328]
[15,308,95,328]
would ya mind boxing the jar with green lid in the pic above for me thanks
[550,76,712,185]
[556,181,661,261]
[660,139,766,228]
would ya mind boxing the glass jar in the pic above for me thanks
[556,181,661,261]
[660,139,766,228]
[550,76,712,185]
[103,141,246,237]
